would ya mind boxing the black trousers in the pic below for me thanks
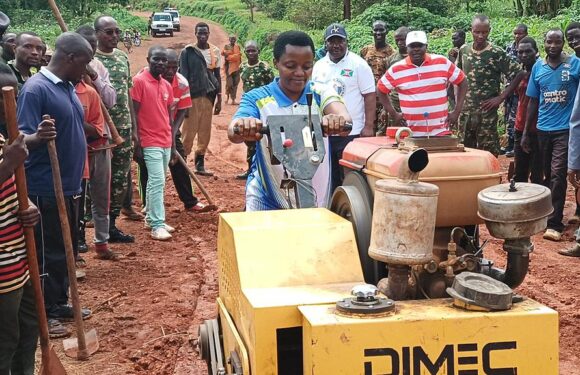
[29,194,79,309]
[122,168,133,210]
[0,282,38,375]
[329,135,359,194]
[244,141,256,171]
[537,129,569,232]
[513,130,543,184]
[139,132,198,209]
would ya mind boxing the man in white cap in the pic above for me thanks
[312,22,375,192]
[377,30,468,137]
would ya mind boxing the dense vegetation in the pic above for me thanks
[2,5,147,46]
[132,0,579,60]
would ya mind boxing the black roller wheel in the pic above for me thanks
[197,320,212,374]
[331,175,383,284]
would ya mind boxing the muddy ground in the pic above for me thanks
[50,14,579,375]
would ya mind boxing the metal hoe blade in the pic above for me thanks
[39,345,67,375]
[63,328,99,359]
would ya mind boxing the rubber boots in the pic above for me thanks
[195,154,213,176]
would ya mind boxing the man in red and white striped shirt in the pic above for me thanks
[377,31,467,137]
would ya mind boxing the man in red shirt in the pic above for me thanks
[137,49,209,212]
[131,46,175,241]
[75,79,119,260]
[513,37,542,184]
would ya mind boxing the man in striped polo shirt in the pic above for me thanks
[0,63,41,374]
[377,31,468,137]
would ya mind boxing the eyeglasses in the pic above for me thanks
[97,28,121,36]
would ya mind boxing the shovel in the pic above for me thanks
[43,115,99,360]
[2,87,67,374]
[173,150,218,210]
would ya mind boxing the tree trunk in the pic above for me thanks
[343,0,351,20]
[514,0,524,15]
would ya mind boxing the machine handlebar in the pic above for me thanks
[233,123,352,135]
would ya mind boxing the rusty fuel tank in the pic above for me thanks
[340,134,501,227]
[368,149,438,265]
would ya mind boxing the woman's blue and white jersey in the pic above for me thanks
[233,78,342,211]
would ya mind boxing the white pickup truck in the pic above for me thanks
[150,12,174,37]
[163,8,181,32]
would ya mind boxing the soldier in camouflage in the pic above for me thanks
[384,26,409,128]
[237,40,275,179]
[447,30,465,110]
[360,20,394,135]
[94,15,135,243]
[456,15,523,156]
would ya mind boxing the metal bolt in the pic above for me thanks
[310,155,321,164]
[351,284,379,300]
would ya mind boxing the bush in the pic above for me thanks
[6,7,146,47]
[286,0,340,29]
[351,3,448,32]
[255,0,288,20]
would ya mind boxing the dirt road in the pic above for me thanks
[52,13,579,375]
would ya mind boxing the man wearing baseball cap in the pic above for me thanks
[312,22,375,192]
[377,30,468,137]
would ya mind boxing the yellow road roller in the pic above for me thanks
[199,123,559,374]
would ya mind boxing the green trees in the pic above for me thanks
[513,0,574,17]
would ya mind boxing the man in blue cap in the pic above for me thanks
[312,23,375,192]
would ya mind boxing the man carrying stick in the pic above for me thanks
[16,32,92,332]
[94,15,139,243]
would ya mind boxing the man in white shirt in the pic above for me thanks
[312,23,375,191]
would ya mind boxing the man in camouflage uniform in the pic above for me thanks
[94,15,135,243]
[360,20,394,135]
[456,15,523,156]
[237,40,275,179]
[384,26,409,127]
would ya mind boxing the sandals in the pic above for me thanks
[95,249,121,261]
[186,202,213,213]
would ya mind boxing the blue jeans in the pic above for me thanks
[143,147,171,229]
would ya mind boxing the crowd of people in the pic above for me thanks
[0,9,579,374]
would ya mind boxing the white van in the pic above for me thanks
[151,12,174,37]
[163,8,181,32]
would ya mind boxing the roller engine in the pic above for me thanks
[334,132,553,302]
[197,122,559,375]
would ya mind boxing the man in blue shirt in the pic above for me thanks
[17,32,93,329]
[522,29,580,241]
